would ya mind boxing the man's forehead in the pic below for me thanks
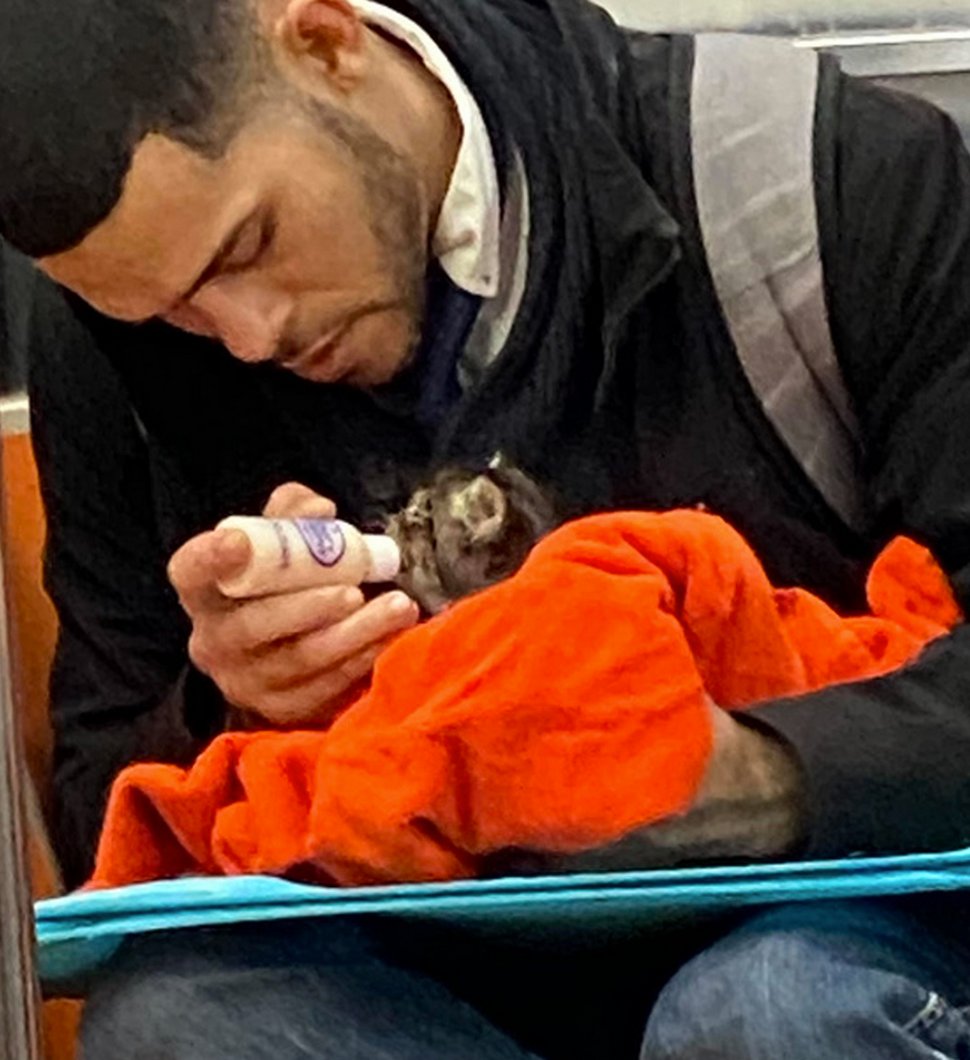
[40,134,241,321]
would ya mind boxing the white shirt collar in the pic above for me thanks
[352,0,501,299]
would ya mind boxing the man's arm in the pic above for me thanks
[29,278,419,887]
[627,74,970,867]
[482,700,804,877]
[744,72,970,859]
[610,72,970,869]
[499,73,970,876]
[27,278,219,888]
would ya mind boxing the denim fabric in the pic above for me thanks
[80,919,540,1060]
[642,900,970,1059]
[81,900,970,1059]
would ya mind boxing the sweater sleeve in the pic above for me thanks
[27,278,222,888]
[748,71,970,858]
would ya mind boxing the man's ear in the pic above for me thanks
[272,0,368,93]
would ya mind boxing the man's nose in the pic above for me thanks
[190,281,292,364]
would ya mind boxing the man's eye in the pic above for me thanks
[223,214,276,273]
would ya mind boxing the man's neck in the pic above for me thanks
[364,25,462,238]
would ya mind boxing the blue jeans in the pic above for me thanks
[81,899,970,1059]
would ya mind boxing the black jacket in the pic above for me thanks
[26,8,970,888]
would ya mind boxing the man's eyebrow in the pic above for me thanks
[168,208,258,310]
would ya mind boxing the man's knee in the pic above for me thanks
[79,922,382,1059]
[80,920,539,1060]
[81,945,208,1058]
[641,906,968,1060]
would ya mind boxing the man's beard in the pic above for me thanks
[306,98,428,378]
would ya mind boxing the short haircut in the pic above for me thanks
[0,0,261,257]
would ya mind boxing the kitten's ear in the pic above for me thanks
[489,465,559,538]
[462,475,508,543]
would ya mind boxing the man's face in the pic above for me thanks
[38,0,454,387]
[42,107,427,387]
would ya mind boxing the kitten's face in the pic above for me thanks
[386,464,558,614]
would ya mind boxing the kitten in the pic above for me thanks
[225,459,557,730]
[385,455,560,615]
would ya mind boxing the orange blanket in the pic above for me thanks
[91,511,961,889]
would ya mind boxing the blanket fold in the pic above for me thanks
[91,512,961,889]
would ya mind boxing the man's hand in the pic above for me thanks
[483,698,806,877]
[627,698,806,863]
[167,483,419,727]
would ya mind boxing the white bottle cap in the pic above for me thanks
[363,534,402,582]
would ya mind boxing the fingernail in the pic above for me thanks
[389,592,415,616]
[215,529,250,571]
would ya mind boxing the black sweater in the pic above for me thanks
[25,7,970,887]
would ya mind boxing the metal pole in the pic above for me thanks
[0,436,42,1059]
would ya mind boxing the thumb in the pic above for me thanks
[264,482,337,520]
[168,529,251,613]
[212,528,252,577]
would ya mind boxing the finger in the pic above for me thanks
[191,585,365,681]
[220,585,366,652]
[263,482,337,520]
[252,639,395,727]
[256,591,418,690]
[167,529,250,614]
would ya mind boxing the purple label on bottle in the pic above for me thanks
[294,518,346,568]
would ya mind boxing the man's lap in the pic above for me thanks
[80,897,970,1060]
[80,913,695,1059]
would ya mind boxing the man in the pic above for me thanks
[4,0,970,1054]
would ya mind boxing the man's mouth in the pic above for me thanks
[290,323,351,380]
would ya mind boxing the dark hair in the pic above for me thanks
[0,0,261,258]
